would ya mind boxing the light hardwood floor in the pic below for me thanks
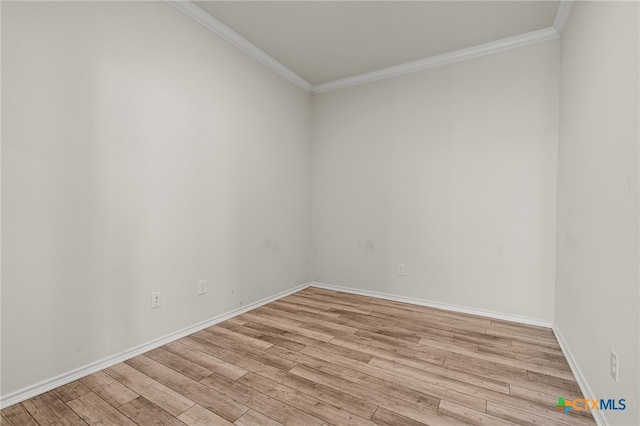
[1,287,595,425]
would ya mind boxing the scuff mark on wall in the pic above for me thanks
[358,239,377,255]
[262,237,281,254]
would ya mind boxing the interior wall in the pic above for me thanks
[4,0,638,415]
[555,2,639,424]
[311,40,560,322]
[1,1,311,396]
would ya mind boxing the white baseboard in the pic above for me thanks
[309,282,554,328]
[0,282,310,409]
[2,280,582,415]
[552,325,608,426]
[314,282,602,423]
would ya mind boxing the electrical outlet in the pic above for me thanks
[397,264,405,276]
[610,349,619,383]
[151,292,161,309]
[198,279,207,295]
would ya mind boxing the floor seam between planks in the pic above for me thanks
[2,287,595,426]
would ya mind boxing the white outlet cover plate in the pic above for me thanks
[151,292,161,309]
[610,349,619,383]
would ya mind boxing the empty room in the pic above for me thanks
[1,1,638,425]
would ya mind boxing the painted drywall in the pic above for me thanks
[311,40,560,322]
[1,1,311,396]
[555,2,639,425]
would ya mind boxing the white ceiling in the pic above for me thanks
[194,1,560,86]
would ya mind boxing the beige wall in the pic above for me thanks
[311,40,560,323]
[555,2,639,425]
[1,1,311,395]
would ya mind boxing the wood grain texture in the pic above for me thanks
[19,392,87,425]
[117,397,187,426]
[79,371,139,408]
[66,392,136,426]
[177,404,234,426]
[0,404,39,426]
[104,363,195,417]
[234,409,283,426]
[2,287,594,425]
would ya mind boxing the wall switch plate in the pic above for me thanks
[151,292,161,309]
[610,349,619,383]
[397,264,406,276]
[198,279,207,295]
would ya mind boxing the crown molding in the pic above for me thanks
[312,27,559,94]
[553,0,574,35]
[165,0,313,93]
[166,1,565,96]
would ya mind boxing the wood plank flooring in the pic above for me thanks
[1,287,595,425]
